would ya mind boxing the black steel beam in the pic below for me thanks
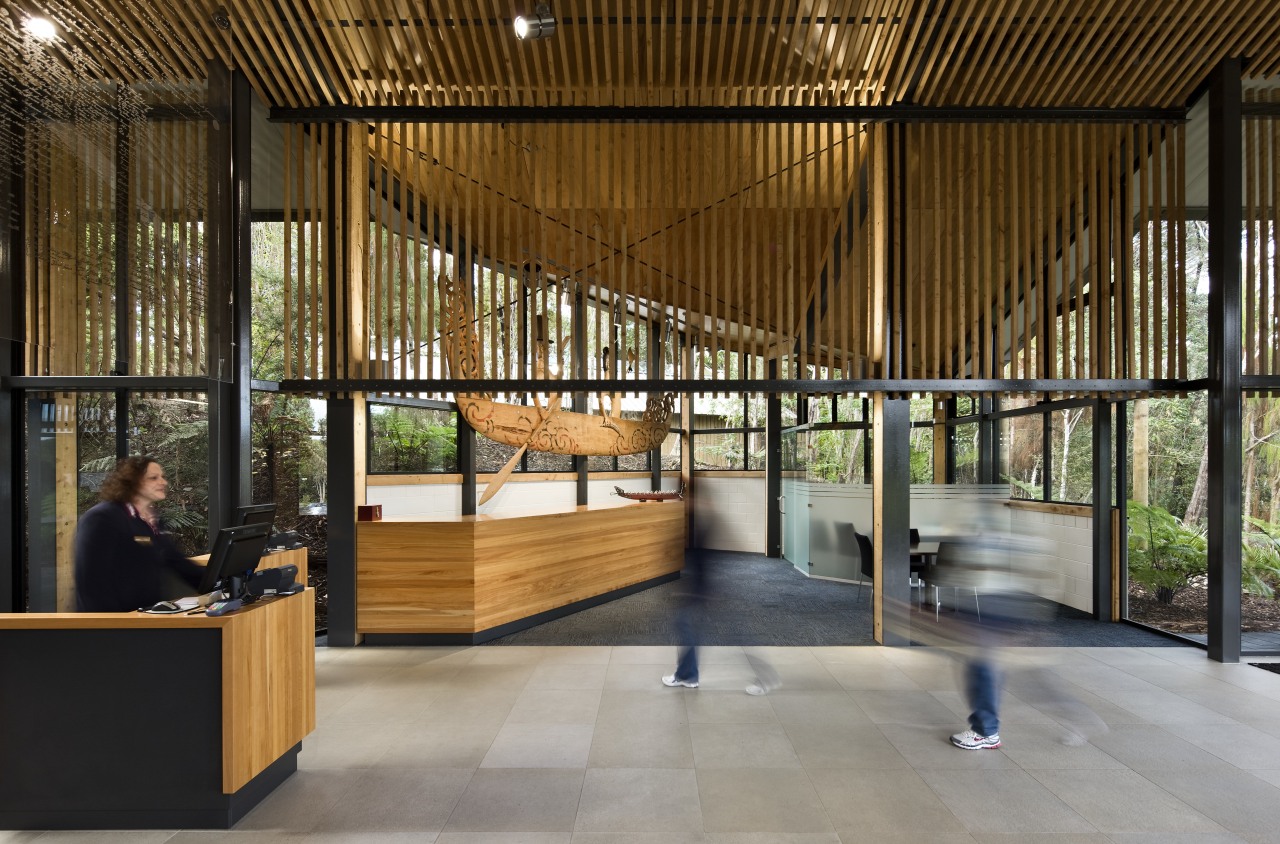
[1091,398,1113,621]
[271,105,1185,125]
[271,377,1193,394]
[1206,58,1244,663]
[1116,401,1129,621]
[979,395,997,484]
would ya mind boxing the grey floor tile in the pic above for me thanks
[595,688,690,728]
[481,723,595,768]
[539,646,613,665]
[1139,766,1280,838]
[809,767,966,837]
[993,723,1125,770]
[696,768,834,834]
[1092,688,1240,725]
[1089,724,1240,772]
[467,646,547,664]
[825,662,924,691]
[967,835,1111,843]
[235,768,360,831]
[606,645,678,665]
[602,663,678,691]
[376,722,503,768]
[690,722,802,768]
[876,723,1019,770]
[588,721,695,768]
[765,690,872,729]
[525,663,608,691]
[706,835,843,843]
[308,767,474,833]
[1028,769,1227,834]
[298,721,405,769]
[573,768,702,834]
[782,723,911,770]
[1163,722,1280,769]
[443,769,585,833]
[916,768,1096,835]
[847,690,962,726]
[683,691,778,724]
[1103,833,1250,843]
[438,834,570,843]
[572,834,705,844]
[505,689,602,725]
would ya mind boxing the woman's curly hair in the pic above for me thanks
[99,455,159,504]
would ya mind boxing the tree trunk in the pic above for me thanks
[1243,402,1257,520]
[1132,399,1149,505]
[1184,443,1210,526]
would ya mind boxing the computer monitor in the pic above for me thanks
[233,502,277,529]
[199,522,271,599]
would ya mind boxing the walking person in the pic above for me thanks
[663,523,710,689]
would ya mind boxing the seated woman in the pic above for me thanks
[74,455,206,612]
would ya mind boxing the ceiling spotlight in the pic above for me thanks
[22,16,58,41]
[514,3,555,40]
[212,6,231,31]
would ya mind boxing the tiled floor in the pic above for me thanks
[8,643,1280,842]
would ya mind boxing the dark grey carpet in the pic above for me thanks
[485,550,1184,648]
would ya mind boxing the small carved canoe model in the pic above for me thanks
[438,272,675,504]
[613,484,685,502]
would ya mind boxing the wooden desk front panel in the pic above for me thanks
[473,503,685,631]
[356,503,685,634]
[357,521,477,633]
[221,592,316,793]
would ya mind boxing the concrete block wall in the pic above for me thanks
[1008,506,1094,613]
[692,475,767,553]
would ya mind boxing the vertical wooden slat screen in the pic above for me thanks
[1245,89,1279,380]
[25,109,209,378]
[895,120,1187,390]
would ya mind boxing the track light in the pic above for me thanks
[514,3,555,40]
[22,16,58,41]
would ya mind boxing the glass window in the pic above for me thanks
[1049,407,1093,503]
[909,425,934,484]
[999,414,1043,499]
[368,404,457,473]
[953,421,980,484]
[694,432,745,470]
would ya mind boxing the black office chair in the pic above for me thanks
[855,531,874,602]
[930,540,982,622]
[909,528,928,608]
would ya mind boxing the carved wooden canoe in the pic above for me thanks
[457,393,674,456]
[613,485,685,501]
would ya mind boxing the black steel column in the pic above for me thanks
[766,360,781,558]
[0,88,24,611]
[205,63,252,541]
[1206,57,1244,663]
[458,410,476,516]
[943,397,957,483]
[1091,397,1113,621]
[979,395,997,484]
[874,395,911,646]
[574,285,588,504]
[326,396,357,645]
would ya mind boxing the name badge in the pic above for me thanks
[134,536,153,545]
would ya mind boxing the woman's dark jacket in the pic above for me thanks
[73,501,205,612]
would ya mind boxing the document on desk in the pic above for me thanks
[175,596,201,610]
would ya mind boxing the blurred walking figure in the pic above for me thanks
[662,522,711,689]
[916,503,1105,750]
[662,518,781,694]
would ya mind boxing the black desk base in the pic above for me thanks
[0,628,299,829]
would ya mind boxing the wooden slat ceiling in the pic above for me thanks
[2,1,1279,110]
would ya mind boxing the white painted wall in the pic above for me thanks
[692,474,768,553]
[366,475,684,519]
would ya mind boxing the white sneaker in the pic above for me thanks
[745,684,766,695]
[950,729,1001,750]
[662,674,698,688]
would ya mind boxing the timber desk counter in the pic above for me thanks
[0,590,315,829]
[357,500,686,643]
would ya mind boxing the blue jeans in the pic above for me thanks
[965,658,1001,736]
[673,606,700,681]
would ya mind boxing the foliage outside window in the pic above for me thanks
[368,404,457,473]
[953,421,979,484]
[1049,407,1093,503]
[1000,413,1043,499]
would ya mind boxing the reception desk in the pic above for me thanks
[0,590,315,829]
[357,500,686,643]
